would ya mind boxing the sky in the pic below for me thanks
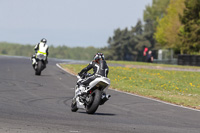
[0,0,152,47]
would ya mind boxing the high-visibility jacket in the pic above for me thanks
[34,42,49,56]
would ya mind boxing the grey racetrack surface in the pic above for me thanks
[0,55,200,133]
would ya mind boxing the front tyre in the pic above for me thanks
[71,98,78,112]
[86,89,101,114]
[35,70,41,75]
[35,61,42,75]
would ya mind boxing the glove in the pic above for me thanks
[79,73,85,78]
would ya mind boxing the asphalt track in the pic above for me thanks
[0,55,200,133]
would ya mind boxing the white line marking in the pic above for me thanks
[56,63,76,76]
[69,131,80,133]
[56,63,200,112]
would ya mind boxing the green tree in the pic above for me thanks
[179,0,200,54]
[133,20,152,61]
[143,0,170,31]
[105,20,151,61]
[155,0,185,51]
[107,28,131,60]
[143,0,170,52]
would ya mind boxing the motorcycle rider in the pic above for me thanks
[78,53,109,87]
[31,38,49,68]
[76,53,110,101]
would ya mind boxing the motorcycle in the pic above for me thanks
[71,73,111,114]
[32,53,47,76]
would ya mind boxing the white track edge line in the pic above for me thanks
[56,63,200,112]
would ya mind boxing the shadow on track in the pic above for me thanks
[78,111,116,116]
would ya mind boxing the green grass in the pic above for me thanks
[60,63,200,109]
[107,60,200,69]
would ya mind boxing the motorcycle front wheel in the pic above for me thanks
[71,98,78,112]
[35,61,42,75]
[86,89,101,114]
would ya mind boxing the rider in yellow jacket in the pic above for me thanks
[31,38,49,67]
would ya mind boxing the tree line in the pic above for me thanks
[103,0,170,61]
[1,0,200,61]
[103,0,200,61]
[0,42,100,60]
[155,0,200,55]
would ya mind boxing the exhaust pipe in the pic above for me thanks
[100,94,111,105]
[106,94,111,99]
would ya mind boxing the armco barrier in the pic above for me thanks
[178,55,200,66]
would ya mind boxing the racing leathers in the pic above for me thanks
[31,42,49,68]
[34,42,49,59]
[78,59,109,86]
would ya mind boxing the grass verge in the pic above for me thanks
[107,60,200,69]
[60,63,200,110]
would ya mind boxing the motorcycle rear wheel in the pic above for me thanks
[86,89,101,114]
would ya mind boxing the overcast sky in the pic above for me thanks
[0,0,152,47]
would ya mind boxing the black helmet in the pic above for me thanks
[94,53,101,61]
[98,53,105,60]
[94,53,105,61]
[41,38,47,43]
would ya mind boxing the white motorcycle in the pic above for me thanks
[32,53,47,75]
[71,73,111,114]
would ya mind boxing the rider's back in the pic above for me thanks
[38,43,48,53]
[97,60,109,77]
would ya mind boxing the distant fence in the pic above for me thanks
[178,55,200,66]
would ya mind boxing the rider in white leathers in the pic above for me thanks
[31,38,49,67]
